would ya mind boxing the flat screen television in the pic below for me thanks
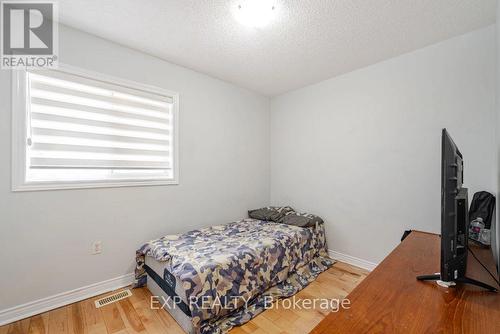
[416,129,497,291]
[440,128,467,281]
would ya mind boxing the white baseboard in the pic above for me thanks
[328,249,378,272]
[0,273,134,326]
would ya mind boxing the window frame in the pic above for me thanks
[12,64,179,191]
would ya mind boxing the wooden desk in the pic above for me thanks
[311,231,500,334]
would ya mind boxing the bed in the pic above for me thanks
[134,216,332,334]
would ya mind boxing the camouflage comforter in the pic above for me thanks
[135,219,333,333]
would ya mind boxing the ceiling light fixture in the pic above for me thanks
[234,0,276,28]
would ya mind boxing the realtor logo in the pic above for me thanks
[1,1,58,68]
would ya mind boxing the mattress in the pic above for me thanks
[146,256,195,334]
[135,219,332,334]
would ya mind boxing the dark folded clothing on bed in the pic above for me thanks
[248,206,324,227]
[281,212,324,227]
[247,206,294,222]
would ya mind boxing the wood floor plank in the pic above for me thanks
[67,304,85,334]
[227,327,247,334]
[0,324,10,334]
[238,319,259,333]
[249,313,282,334]
[127,288,148,309]
[260,307,280,322]
[272,309,300,330]
[138,287,185,333]
[48,307,69,334]
[116,299,145,334]
[28,315,48,334]
[132,298,169,334]
[6,319,30,334]
[80,297,107,334]
[152,308,185,334]
[99,304,125,334]
[246,329,267,334]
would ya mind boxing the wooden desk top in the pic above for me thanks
[311,231,500,334]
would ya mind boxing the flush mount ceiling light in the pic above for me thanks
[234,0,276,28]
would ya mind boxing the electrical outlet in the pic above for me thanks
[92,241,102,255]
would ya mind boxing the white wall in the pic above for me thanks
[270,26,496,264]
[0,25,270,311]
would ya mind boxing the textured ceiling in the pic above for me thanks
[57,0,496,96]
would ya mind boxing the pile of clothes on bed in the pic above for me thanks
[134,206,333,334]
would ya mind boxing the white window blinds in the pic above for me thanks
[14,67,179,190]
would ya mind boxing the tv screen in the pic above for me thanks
[441,128,467,282]
[417,129,496,291]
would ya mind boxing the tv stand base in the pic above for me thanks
[416,273,497,292]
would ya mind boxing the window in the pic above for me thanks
[12,65,179,191]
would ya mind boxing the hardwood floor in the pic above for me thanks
[0,262,369,334]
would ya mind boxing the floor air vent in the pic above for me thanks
[94,289,132,308]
